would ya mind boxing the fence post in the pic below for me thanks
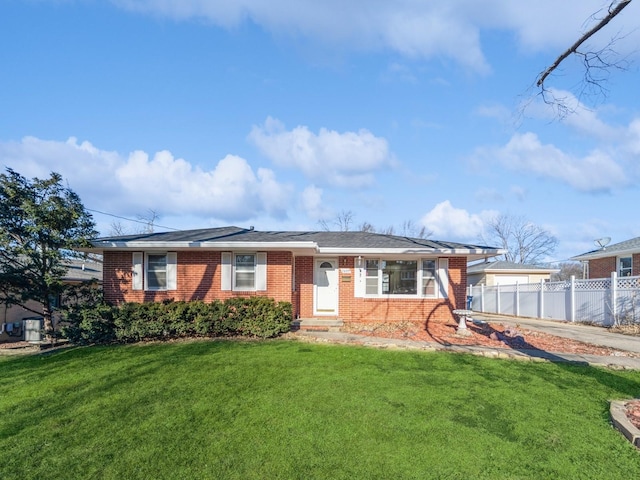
[516,282,520,317]
[539,279,544,319]
[610,271,617,324]
[570,275,576,322]
[496,284,501,314]
[481,284,485,313]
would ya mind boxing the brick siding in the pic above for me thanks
[588,254,640,278]
[103,251,466,324]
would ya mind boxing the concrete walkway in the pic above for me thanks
[293,314,640,370]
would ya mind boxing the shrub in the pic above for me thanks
[62,302,117,345]
[238,297,293,338]
[63,297,293,345]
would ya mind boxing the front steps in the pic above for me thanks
[291,318,344,332]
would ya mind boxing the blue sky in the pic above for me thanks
[2,0,640,263]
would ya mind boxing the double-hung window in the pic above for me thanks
[619,257,632,277]
[235,254,256,290]
[133,252,177,291]
[147,254,168,289]
[422,260,436,296]
[221,252,267,292]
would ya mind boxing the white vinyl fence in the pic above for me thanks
[469,273,640,326]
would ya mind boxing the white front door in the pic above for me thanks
[314,259,338,315]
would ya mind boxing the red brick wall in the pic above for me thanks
[293,255,465,324]
[103,251,293,305]
[588,257,619,279]
[294,256,314,318]
[104,251,466,324]
[587,255,640,278]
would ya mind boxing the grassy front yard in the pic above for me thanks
[1,340,639,479]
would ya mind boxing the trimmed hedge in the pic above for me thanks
[63,297,292,345]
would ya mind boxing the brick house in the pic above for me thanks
[88,227,502,325]
[572,236,640,279]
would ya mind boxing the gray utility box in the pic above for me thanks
[24,317,43,343]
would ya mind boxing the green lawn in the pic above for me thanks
[1,340,639,479]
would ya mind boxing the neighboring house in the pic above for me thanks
[571,236,640,279]
[467,260,559,286]
[0,260,102,343]
[85,226,502,325]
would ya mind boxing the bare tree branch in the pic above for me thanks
[480,214,558,265]
[537,0,633,88]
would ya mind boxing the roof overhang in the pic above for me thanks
[571,247,638,262]
[85,240,505,261]
[83,240,320,255]
[317,247,505,261]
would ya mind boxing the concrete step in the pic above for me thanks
[291,318,344,332]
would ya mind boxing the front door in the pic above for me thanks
[314,259,338,315]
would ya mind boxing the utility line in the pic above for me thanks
[86,208,181,231]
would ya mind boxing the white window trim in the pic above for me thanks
[143,252,177,291]
[618,256,632,277]
[222,252,267,292]
[357,257,446,299]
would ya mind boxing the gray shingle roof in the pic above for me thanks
[571,236,640,261]
[93,226,497,251]
[467,260,558,274]
[63,260,103,282]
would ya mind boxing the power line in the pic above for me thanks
[86,208,181,231]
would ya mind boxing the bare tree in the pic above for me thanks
[358,221,376,233]
[480,214,558,264]
[109,220,128,236]
[551,262,584,281]
[319,210,354,231]
[108,209,160,236]
[399,219,431,239]
[137,209,159,234]
[535,0,633,115]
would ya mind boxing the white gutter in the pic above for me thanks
[317,247,506,256]
[94,241,319,250]
[572,247,638,261]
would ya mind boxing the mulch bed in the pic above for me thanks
[343,320,640,358]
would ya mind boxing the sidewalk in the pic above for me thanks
[292,315,640,370]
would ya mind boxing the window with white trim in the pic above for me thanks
[235,254,256,290]
[363,258,441,297]
[147,254,167,289]
[619,256,632,277]
[422,260,436,296]
[221,252,267,292]
[134,252,177,291]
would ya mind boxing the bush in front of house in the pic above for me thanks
[62,297,293,345]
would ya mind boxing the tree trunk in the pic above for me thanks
[43,305,55,345]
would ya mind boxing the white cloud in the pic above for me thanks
[109,1,640,73]
[0,136,291,224]
[420,200,496,241]
[300,185,330,221]
[249,117,394,187]
[474,132,628,192]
